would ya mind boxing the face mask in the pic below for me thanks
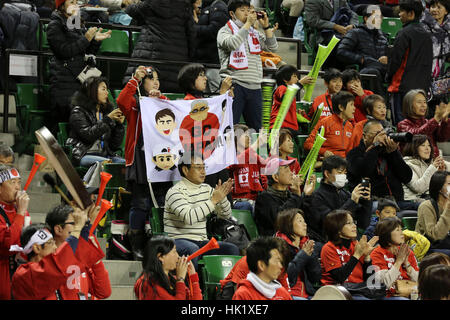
[66,4,79,16]
[332,174,347,189]
[366,12,382,29]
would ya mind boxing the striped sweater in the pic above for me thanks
[217,22,278,90]
[164,177,232,241]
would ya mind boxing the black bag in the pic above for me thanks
[216,281,236,300]
[343,282,387,300]
[106,220,134,260]
[206,215,250,251]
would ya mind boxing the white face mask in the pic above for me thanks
[66,4,80,16]
[332,174,347,189]
[366,11,382,30]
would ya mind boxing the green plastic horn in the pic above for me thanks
[303,35,340,102]
[261,79,276,131]
[269,84,300,148]
[309,102,324,133]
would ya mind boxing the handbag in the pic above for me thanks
[429,75,450,99]
[342,281,387,300]
[394,279,417,298]
[206,214,250,251]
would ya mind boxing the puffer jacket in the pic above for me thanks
[46,10,101,114]
[336,24,389,68]
[66,91,124,165]
[124,0,196,93]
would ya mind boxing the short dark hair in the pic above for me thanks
[246,237,284,274]
[0,143,14,161]
[177,63,206,94]
[275,65,298,86]
[362,94,385,115]
[419,252,450,278]
[278,128,293,147]
[377,198,400,212]
[323,210,353,245]
[177,152,203,178]
[275,208,305,242]
[331,91,355,114]
[402,134,434,164]
[429,171,449,202]
[428,0,450,13]
[45,205,75,236]
[323,68,342,83]
[375,216,403,248]
[20,223,50,260]
[322,155,347,175]
[399,0,424,20]
[228,0,251,12]
[418,264,450,300]
[341,69,361,86]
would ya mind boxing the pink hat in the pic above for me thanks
[263,157,294,175]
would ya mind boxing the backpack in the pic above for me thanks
[106,220,134,260]
[206,215,250,252]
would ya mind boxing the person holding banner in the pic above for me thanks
[164,153,240,270]
[0,165,30,300]
[134,235,202,300]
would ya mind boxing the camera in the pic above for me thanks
[384,127,412,143]
[256,11,264,19]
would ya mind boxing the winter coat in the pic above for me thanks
[194,0,229,64]
[336,24,389,70]
[124,0,196,93]
[387,21,433,94]
[67,91,125,165]
[403,157,439,202]
[46,10,101,113]
[421,10,450,78]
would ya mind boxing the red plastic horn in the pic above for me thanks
[96,172,112,206]
[23,153,47,191]
[187,237,220,262]
[89,198,113,236]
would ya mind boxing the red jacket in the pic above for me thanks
[307,90,333,120]
[351,118,368,149]
[134,272,203,300]
[352,89,373,123]
[0,202,28,300]
[269,85,298,131]
[304,114,355,158]
[397,117,450,158]
[232,278,293,300]
[116,77,168,166]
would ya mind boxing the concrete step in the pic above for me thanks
[437,141,450,156]
[20,170,56,193]
[28,192,61,214]
[29,212,47,224]
[106,285,135,300]
[0,133,15,147]
[103,260,142,286]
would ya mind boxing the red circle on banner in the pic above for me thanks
[10,169,19,177]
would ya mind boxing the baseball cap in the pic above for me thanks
[263,157,295,175]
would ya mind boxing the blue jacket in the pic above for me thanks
[364,216,379,240]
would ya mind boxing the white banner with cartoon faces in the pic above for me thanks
[140,93,237,182]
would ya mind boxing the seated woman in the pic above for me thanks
[370,217,419,300]
[67,76,125,167]
[402,134,449,205]
[320,210,379,300]
[275,208,321,300]
[416,171,450,256]
[277,128,301,174]
[397,89,450,159]
[134,235,202,300]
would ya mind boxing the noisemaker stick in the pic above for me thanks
[23,153,46,191]
[186,237,220,262]
[261,79,276,131]
[89,198,113,236]
[96,171,112,206]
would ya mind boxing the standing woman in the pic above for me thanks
[47,0,111,133]
[416,171,450,256]
[134,236,203,300]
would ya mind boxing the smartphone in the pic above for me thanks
[256,11,264,19]
[361,178,370,197]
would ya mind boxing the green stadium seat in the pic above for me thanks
[150,207,167,236]
[114,89,122,99]
[296,135,308,161]
[381,18,402,44]
[102,163,126,189]
[402,217,417,231]
[100,30,130,55]
[132,31,140,49]
[200,255,242,300]
[164,93,185,100]
[231,209,259,240]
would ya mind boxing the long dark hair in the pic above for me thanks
[79,76,114,113]
[139,65,160,97]
[140,236,177,298]
[429,171,449,202]
[177,63,206,96]
[402,134,434,164]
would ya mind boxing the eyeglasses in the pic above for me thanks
[190,106,208,114]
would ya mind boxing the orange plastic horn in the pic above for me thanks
[23,153,47,191]
[96,172,112,206]
[187,237,220,262]
[89,199,113,236]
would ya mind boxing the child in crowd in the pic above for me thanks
[341,69,374,123]
[307,68,343,120]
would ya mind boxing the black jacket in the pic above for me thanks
[194,0,228,64]
[346,140,413,202]
[124,0,196,93]
[254,187,311,237]
[67,91,124,165]
[386,20,433,93]
[306,182,372,242]
[336,24,388,69]
[46,10,101,111]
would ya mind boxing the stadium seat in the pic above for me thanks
[99,30,130,55]
[231,209,259,240]
[102,163,126,189]
[402,216,418,231]
[381,18,402,44]
[150,207,166,236]
[15,83,49,110]
[296,135,308,162]
[164,93,185,100]
[200,255,242,300]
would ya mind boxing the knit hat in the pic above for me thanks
[55,0,66,9]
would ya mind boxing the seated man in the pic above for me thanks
[341,69,374,123]
[0,144,14,164]
[164,153,240,270]
[304,91,356,159]
[336,5,389,96]
[232,237,293,300]
[307,68,342,121]
[45,204,111,300]
[346,120,413,210]
[0,165,30,300]
[254,157,315,237]
[306,155,372,244]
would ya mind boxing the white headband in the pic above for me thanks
[10,229,53,255]
[0,168,20,184]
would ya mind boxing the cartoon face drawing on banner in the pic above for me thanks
[152,144,181,171]
[155,108,177,136]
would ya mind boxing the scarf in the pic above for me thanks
[226,19,262,70]
[246,272,282,299]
